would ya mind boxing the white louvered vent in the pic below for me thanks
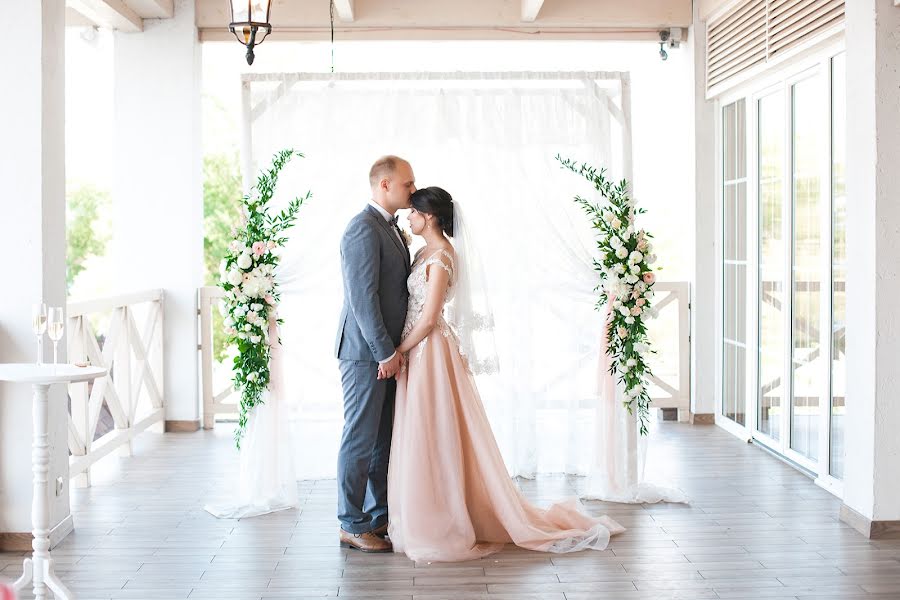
[707,0,845,94]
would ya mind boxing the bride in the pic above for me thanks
[386,186,625,562]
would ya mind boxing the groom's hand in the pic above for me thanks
[378,352,402,379]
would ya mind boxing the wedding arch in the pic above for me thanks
[207,70,686,515]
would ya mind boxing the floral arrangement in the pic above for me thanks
[557,155,659,434]
[220,149,309,448]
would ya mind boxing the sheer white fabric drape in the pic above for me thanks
[210,72,685,517]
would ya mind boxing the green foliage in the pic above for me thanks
[220,149,311,448]
[557,155,659,435]
[66,184,111,291]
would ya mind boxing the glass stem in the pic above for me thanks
[53,341,58,366]
[37,337,43,366]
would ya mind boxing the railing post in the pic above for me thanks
[151,295,165,434]
[200,288,215,430]
[116,306,133,457]
[68,315,91,488]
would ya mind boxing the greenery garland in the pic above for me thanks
[557,155,659,434]
[220,149,309,448]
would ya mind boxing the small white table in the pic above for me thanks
[0,364,107,600]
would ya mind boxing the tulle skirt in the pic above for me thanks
[387,324,625,562]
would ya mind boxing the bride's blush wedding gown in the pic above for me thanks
[387,249,625,562]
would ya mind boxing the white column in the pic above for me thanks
[841,0,900,534]
[688,3,718,420]
[0,0,71,544]
[112,0,203,428]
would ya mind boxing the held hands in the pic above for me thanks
[377,350,405,380]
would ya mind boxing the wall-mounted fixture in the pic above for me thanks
[658,28,683,61]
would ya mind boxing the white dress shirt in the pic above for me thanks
[367,200,399,365]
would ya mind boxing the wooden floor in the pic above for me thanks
[2,423,900,600]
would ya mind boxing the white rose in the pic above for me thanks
[249,335,262,344]
[237,253,253,270]
[243,278,261,297]
[626,358,637,367]
[614,264,626,275]
[238,332,247,339]
[634,342,649,354]
[611,218,622,229]
[246,372,258,382]
[625,274,639,284]
[223,316,234,328]
[251,303,263,312]
[629,251,644,264]
[625,316,635,325]
[647,254,657,265]
[616,247,628,259]
[618,305,630,317]
[610,236,623,249]
[227,270,243,286]
[602,211,614,224]
[630,264,640,275]
[243,324,252,332]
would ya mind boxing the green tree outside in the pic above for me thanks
[203,152,243,361]
[66,184,111,291]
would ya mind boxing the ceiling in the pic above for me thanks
[67,0,696,40]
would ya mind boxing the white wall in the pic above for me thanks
[112,0,203,424]
[0,0,70,536]
[843,0,900,524]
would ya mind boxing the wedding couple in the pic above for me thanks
[334,155,624,562]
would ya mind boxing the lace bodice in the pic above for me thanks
[402,249,456,343]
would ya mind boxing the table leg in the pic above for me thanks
[43,559,75,600]
[12,558,32,591]
[29,383,74,599]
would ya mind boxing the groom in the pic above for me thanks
[334,155,414,552]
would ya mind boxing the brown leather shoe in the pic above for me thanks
[340,529,393,553]
[371,523,388,538]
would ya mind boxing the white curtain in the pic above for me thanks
[228,71,684,503]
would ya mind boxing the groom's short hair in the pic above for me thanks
[369,155,406,188]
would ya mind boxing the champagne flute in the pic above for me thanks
[32,302,47,365]
[47,307,64,368]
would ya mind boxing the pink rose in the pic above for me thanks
[642,272,656,284]
[636,298,646,307]
[637,239,649,251]
[617,326,628,339]
[252,241,267,257]
[631,306,642,316]
[264,294,276,305]
[267,240,276,250]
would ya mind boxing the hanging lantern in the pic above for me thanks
[228,0,272,65]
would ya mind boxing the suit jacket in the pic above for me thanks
[335,204,411,362]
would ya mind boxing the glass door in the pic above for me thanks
[748,56,845,481]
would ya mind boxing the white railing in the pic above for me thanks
[198,282,692,425]
[646,281,691,421]
[66,289,165,486]
[199,286,237,428]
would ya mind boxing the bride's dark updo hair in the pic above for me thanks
[410,187,454,237]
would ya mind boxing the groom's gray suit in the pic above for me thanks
[335,204,410,534]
